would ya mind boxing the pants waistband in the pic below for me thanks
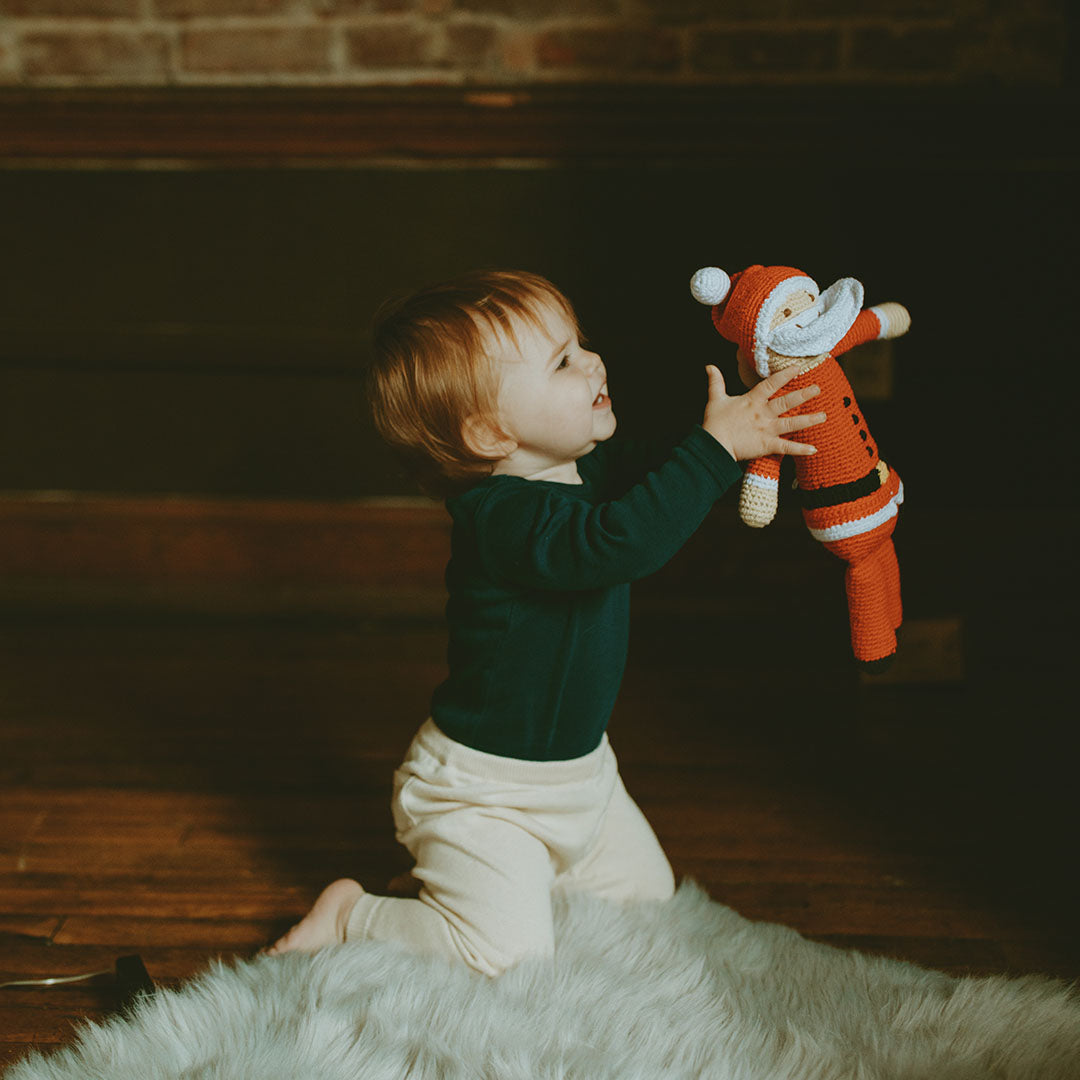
[411,719,610,786]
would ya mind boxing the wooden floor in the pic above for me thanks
[2,571,1078,1068]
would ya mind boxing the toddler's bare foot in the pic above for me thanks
[266,878,364,955]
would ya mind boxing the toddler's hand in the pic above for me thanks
[703,365,825,462]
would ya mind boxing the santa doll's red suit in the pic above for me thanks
[691,264,911,668]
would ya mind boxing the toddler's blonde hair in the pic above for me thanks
[369,269,579,497]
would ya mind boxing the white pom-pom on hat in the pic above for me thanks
[690,266,731,306]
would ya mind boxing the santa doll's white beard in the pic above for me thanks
[761,277,864,366]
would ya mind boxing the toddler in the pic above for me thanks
[268,269,824,976]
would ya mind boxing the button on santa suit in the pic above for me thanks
[691,264,909,668]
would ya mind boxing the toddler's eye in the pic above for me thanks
[557,355,570,370]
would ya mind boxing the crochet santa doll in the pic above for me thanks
[690,264,911,669]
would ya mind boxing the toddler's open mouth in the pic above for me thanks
[593,385,610,409]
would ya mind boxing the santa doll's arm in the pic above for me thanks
[833,303,911,358]
[739,454,782,528]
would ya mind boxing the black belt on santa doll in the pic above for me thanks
[797,465,884,510]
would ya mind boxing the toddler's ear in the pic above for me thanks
[462,415,517,461]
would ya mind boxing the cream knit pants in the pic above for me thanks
[345,719,675,977]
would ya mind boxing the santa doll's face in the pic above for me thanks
[769,288,817,330]
[760,285,837,375]
[737,286,823,384]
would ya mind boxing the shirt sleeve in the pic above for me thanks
[473,426,742,591]
[579,434,682,499]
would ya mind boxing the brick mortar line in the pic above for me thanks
[10,18,330,32]
[1,15,997,54]
[2,15,1000,30]
[2,13,1062,56]
[327,21,347,75]
[162,70,468,85]
[6,66,989,85]
[163,20,182,81]
[158,70,972,85]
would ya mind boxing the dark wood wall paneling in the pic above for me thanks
[0,85,1076,607]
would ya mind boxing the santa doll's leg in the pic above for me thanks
[811,497,902,666]
[843,549,898,666]
[879,537,902,631]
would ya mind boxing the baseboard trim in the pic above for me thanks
[1,86,1071,167]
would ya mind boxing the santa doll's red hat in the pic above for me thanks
[691,264,818,377]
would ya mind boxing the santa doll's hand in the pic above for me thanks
[870,302,911,339]
[739,472,779,528]
[703,364,825,462]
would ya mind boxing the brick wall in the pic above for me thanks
[0,0,1067,88]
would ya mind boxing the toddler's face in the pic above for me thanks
[489,303,615,478]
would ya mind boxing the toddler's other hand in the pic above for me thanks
[736,348,761,389]
[703,365,825,462]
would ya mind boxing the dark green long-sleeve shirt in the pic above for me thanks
[430,425,743,761]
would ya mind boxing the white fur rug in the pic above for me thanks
[8,882,1079,1080]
